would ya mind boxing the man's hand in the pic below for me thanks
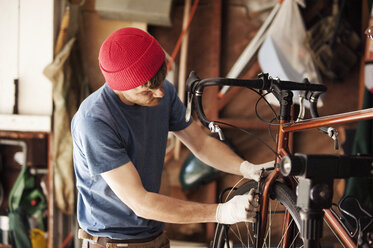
[240,160,274,182]
[216,188,258,224]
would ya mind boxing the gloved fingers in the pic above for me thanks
[251,173,261,182]
[251,169,266,182]
[245,208,257,223]
[245,188,259,216]
[216,194,258,224]
[245,202,259,212]
[234,193,258,214]
[240,160,274,182]
[261,169,272,178]
[247,188,255,201]
[245,207,258,223]
[247,188,259,208]
[220,189,260,224]
[262,160,275,169]
[255,163,275,181]
[246,216,257,223]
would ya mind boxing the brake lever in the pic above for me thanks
[328,127,339,150]
[185,71,201,122]
[296,95,305,122]
[319,126,339,150]
[306,90,339,150]
[185,91,193,122]
[208,122,225,141]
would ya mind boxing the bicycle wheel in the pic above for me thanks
[212,180,303,248]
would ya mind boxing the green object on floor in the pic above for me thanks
[179,153,220,190]
[8,209,32,248]
[8,165,47,248]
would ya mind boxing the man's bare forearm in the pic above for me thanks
[192,134,243,175]
[131,191,218,223]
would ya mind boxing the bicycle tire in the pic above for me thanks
[212,180,303,248]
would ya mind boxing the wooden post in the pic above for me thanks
[174,0,192,160]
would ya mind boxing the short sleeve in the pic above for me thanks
[167,82,193,131]
[75,116,130,176]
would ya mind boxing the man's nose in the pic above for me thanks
[153,88,164,98]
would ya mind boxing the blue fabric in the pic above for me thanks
[71,81,192,240]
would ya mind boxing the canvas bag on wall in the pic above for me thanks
[258,0,322,106]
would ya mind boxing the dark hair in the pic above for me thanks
[145,62,167,89]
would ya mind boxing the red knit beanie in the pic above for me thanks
[98,27,165,91]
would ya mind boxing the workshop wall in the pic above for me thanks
[0,0,367,247]
[0,0,54,116]
[55,0,366,244]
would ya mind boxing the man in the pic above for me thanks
[72,27,273,248]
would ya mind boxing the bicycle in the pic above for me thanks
[185,71,373,248]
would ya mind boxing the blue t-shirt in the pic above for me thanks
[71,81,192,240]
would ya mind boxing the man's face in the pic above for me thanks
[115,82,165,107]
[366,25,373,40]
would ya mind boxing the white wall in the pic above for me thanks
[0,0,53,116]
[0,0,19,114]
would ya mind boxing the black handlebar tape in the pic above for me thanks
[277,80,327,92]
[194,94,210,127]
[186,71,201,92]
[195,78,265,91]
[186,72,327,129]
[192,78,265,129]
[192,78,327,93]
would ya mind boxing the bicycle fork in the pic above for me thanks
[255,169,297,248]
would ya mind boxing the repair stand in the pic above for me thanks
[297,177,333,248]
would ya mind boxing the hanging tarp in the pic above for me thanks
[258,0,322,106]
[259,0,320,84]
[43,3,89,214]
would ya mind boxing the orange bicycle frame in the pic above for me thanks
[258,107,373,248]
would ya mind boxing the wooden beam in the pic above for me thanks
[200,0,222,242]
[174,0,192,160]
[359,0,370,109]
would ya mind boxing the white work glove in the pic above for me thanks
[240,160,274,182]
[216,188,258,224]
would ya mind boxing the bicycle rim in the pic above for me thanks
[212,181,303,248]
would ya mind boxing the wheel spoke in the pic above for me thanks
[276,218,295,248]
[212,181,304,248]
